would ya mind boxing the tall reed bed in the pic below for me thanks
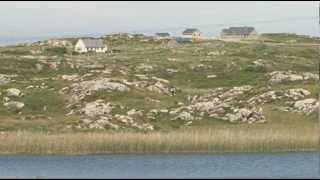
[0,124,317,154]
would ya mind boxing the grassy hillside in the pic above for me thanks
[0,33,318,153]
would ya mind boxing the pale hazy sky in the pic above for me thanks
[0,1,318,41]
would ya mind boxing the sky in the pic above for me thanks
[0,1,318,43]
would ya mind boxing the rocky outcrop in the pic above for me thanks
[68,78,130,103]
[147,81,176,96]
[248,88,311,105]
[4,101,25,112]
[166,68,179,74]
[61,74,80,82]
[114,114,154,131]
[127,109,143,117]
[278,98,319,115]
[224,107,266,124]
[207,51,226,56]
[81,100,113,117]
[84,116,120,130]
[0,74,17,86]
[219,85,253,99]
[6,88,22,98]
[293,98,319,115]
[170,85,266,124]
[268,71,318,84]
[207,75,217,79]
[151,77,169,84]
[191,64,212,71]
[35,63,44,72]
[136,63,154,72]
[190,98,226,115]
[174,111,194,121]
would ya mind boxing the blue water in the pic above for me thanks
[0,37,51,46]
[0,152,318,178]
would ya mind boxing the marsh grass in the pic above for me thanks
[0,123,317,154]
[1,104,317,154]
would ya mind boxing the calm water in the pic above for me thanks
[0,152,319,178]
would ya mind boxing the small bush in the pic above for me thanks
[244,65,268,73]
[71,51,79,55]
[44,47,67,56]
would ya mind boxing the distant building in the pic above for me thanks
[176,37,193,43]
[220,26,258,39]
[154,33,171,40]
[74,38,108,53]
[132,33,145,39]
[182,28,202,41]
[103,33,130,40]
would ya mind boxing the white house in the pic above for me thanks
[182,28,202,41]
[74,38,108,53]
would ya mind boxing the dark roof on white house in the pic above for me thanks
[155,33,170,37]
[222,27,256,35]
[81,38,105,48]
[183,28,200,35]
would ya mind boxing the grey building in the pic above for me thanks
[220,26,258,39]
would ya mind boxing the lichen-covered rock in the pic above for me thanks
[61,74,80,81]
[4,101,25,112]
[248,88,311,105]
[147,81,176,95]
[132,123,154,131]
[69,78,130,103]
[136,63,154,72]
[219,85,253,99]
[0,75,12,85]
[166,68,179,74]
[114,114,154,131]
[114,114,134,124]
[191,64,212,71]
[182,85,265,123]
[190,98,221,114]
[225,107,265,123]
[285,89,311,100]
[3,97,10,103]
[81,100,113,117]
[151,76,170,84]
[95,116,120,130]
[302,72,319,80]
[268,71,318,84]
[207,74,217,79]
[6,88,21,98]
[127,109,143,117]
[293,98,319,115]
[207,51,225,56]
[35,63,44,72]
[174,111,194,121]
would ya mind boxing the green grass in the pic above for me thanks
[43,47,67,56]
[260,33,320,44]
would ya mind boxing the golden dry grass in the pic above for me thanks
[0,123,317,154]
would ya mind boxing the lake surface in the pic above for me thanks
[0,152,319,178]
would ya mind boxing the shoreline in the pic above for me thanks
[0,149,317,156]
